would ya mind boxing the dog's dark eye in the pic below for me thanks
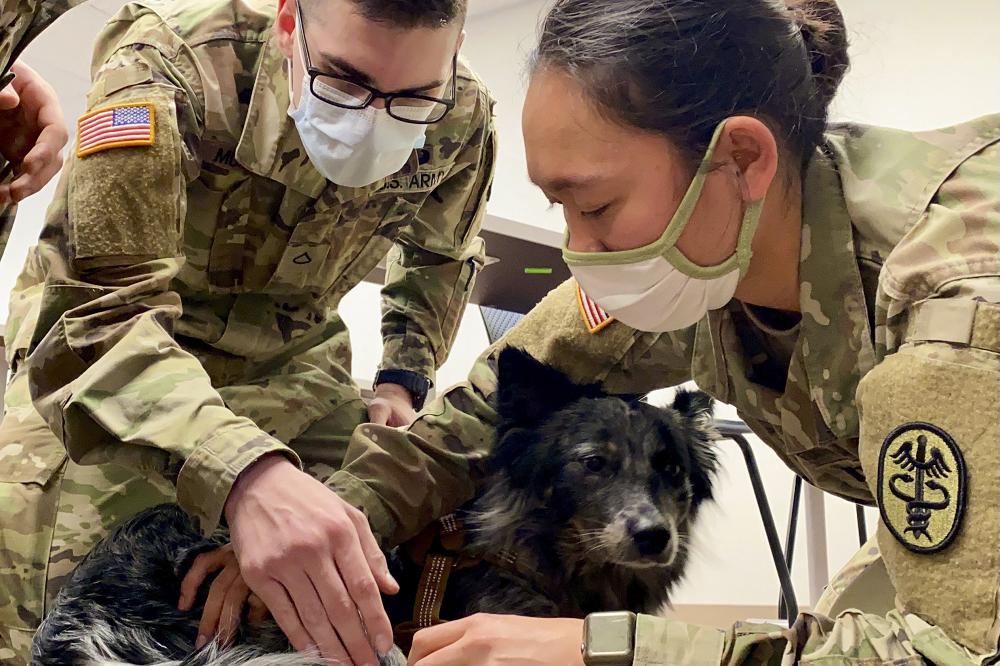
[652,452,683,479]
[582,455,607,473]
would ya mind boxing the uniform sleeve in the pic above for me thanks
[377,77,496,384]
[0,0,80,76]
[22,16,301,536]
[333,278,695,545]
[629,607,980,666]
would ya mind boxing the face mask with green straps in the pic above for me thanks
[562,120,765,333]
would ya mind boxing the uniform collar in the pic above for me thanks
[234,34,419,201]
[797,144,877,438]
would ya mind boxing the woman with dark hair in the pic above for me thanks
[358,0,999,663]
[186,0,998,663]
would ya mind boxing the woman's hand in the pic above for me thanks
[407,614,586,666]
[0,61,67,205]
[178,544,270,649]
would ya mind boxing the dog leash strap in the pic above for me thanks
[414,553,454,628]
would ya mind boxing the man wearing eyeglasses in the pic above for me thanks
[0,0,494,663]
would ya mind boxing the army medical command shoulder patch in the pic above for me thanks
[77,102,155,158]
[577,284,614,334]
[878,422,966,554]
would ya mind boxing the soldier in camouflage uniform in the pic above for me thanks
[309,1,998,665]
[0,0,495,662]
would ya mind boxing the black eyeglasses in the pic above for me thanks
[295,3,457,125]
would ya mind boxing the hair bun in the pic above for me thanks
[787,0,851,106]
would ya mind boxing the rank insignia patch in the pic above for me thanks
[878,422,966,554]
[576,283,614,334]
[77,102,155,158]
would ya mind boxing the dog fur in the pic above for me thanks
[31,347,717,665]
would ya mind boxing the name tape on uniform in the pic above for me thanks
[378,166,450,194]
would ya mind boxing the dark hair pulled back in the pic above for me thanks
[532,0,850,170]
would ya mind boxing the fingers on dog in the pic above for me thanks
[179,546,233,610]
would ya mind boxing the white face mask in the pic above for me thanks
[287,23,429,188]
[562,120,764,333]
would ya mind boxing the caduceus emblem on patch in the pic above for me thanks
[878,422,966,554]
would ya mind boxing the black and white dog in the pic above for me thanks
[32,347,718,666]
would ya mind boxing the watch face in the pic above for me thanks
[584,613,635,665]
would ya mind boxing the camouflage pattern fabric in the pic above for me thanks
[0,2,86,660]
[0,0,495,659]
[341,113,1000,664]
[0,0,83,258]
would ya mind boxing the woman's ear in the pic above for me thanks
[717,116,779,203]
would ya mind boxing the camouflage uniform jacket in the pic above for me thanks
[344,112,1000,664]
[0,0,83,256]
[4,0,496,535]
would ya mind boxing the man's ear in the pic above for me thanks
[495,346,601,431]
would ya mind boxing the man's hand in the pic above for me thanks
[224,454,400,665]
[368,382,418,427]
[0,61,68,205]
[407,614,586,666]
[177,544,270,648]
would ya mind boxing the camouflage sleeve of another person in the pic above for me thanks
[22,10,301,536]
[0,0,83,256]
[377,65,495,383]
[333,278,694,545]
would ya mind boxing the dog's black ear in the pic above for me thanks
[671,389,718,504]
[671,388,714,423]
[488,426,547,491]
[495,346,601,429]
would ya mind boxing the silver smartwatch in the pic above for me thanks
[582,611,636,665]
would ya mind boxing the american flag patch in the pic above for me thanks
[576,282,614,334]
[76,102,155,158]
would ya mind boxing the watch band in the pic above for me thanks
[373,369,432,411]
[582,611,636,666]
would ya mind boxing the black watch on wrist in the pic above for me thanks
[373,369,432,411]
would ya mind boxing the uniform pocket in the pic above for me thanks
[0,373,66,633]
[261,221,334,294]
[0,372,66,486]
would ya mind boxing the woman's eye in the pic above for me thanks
[581,204,610,219]
[582,455,608,473]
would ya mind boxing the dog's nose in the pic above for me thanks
[633,527,671,556]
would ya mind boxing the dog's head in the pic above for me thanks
[474,346,717,571]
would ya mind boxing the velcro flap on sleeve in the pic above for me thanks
[96,61,154,99]
[857,344,1000,654]
[69,84,181,263]
[906,299,1000,354]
